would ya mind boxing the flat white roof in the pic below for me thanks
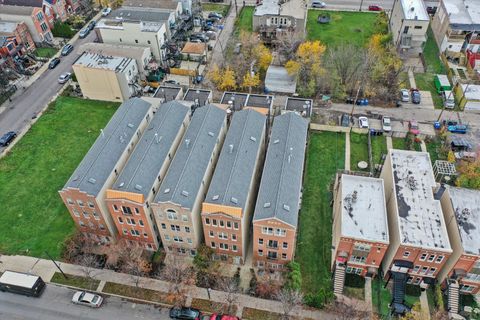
[389,150,451,251]
[443,0,480,28]
[254,0,279,16]
[0,271,40,288]
[74,52,133,72]
[448,187,480,256]
[461,84,480,100]
[341,174,389,243]
[401,0,429,20]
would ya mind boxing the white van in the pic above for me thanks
[443,90,455,109]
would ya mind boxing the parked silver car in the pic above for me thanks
[72,291,103,308]
[58,72,71,84]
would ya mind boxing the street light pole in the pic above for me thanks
[45,251,68,280]
[207,287,212,300]
[359,0,364,11]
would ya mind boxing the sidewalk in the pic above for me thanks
[0,255,335,319]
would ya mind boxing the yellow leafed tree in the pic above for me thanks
[207,64,223,86]
[242,72,260,92]
[219,67,237,91]
[254,44,273,71]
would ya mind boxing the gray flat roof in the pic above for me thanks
[111,101,189,198]
[111,6,172,22]
[0,21,18,34]
[74,52,133,72]
[447,186,480,256]
[246,94,273,110]
[205,109,266,211]
[400,0,429,21]
[154,86,182,101]
[443,0,480,30]
[253,112,308,227]
[265,65,297,94]
[254,0,279,16]
[0,5,35,15]
[285,97,312,117]
[183,89,211,107]
[63,98,152,196]
[221,92,248,111]
[341,174,388,243]
[389,150,451,250]
[122,0,180,10]
[154,104,226,209]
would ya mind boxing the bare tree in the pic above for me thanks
[160,255,195,307]
[274,30,304,65]
[77,253,101,290]
[217,277,240,315]
[276,288,304,320]
[327,299,369,320]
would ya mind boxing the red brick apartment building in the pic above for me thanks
[151,104,227,257]
[380,150,453,288]
[0,21,35,70]
[59,98,156,243]
[105,101,190,251]
[331,174,389,293]
[0,5,53,43]
[201,109,266,264]
[439,187,480,295]
[252,112,308,270]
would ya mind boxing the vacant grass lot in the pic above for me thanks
[371,135,387,166]
[392,137,408,150]
[306,10,377,47]
[350,133,369,171]
[372,278,391,318]
[234,6,254,35]
[0,96,118,258]
[34,47,58,58]
[201,3,230,17]
[103,282,173,304]
[296,132,345,300]
[51,272,100,290]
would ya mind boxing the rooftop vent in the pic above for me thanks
[127,123,134,128]
[250,136,257,142]
[164,188,170,194]
[406,176,417,191]
[181,190,189,197]
[264,202,271,208]
[229,144,234,153]
[212,194,219,201]
[208,131,214,137]
[185,139,190,147]
[273,139,280,144]
[231,197,238,204]
[283,204,290,211]
[88,178,96,184]
[119,182,125,187]
[135,184,142,191]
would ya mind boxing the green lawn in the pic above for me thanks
[50,272,100,290]
[306,10,377,47]
[296,132,345,304]
[415,27,447,109]
[392,137,408,150]
[426,138,447,164]
[344,286,365,300]
[372,278,392,318]
[371,135,387,166]
[234,6,254,35]
[0,96,118,258]
[201,3,230,17]
[350,133,369,171]
[34,47,58,58]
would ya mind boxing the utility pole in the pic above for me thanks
[45,251,68,280]
[359,0,364,11]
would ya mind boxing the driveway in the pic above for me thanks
[0,31,96,152]
[0,284,171,320]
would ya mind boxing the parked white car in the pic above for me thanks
[312,0,326,7]
[358,116,369,129]
[400,89,409,102]
[382,116,392,132]
[101,7,112,16]
[72,291,103,308]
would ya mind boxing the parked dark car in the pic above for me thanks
[208,0,223,2]
[48,57,60,69]
[340,114,351,127]
[448,124,467,134]
[190,33,209,42]
[61,44,74,56]
[368,5,382,11]
[411,89,421,104]
[208,12,223,19]
[0,131,17,147]
[169,307,201,319]
[87,20,96,31]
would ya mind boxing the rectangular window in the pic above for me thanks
[233,222,239,229]
[182,215,188,222]
[77,200,84,207]
[407,276,413,284]
[73,209,80,217]
[403,251,410,258]
[212,219,217,226]
[232,245,237,252]
[219,220,225,227]
[420,253,427,261]
[275,229,286,236]
[113,204,119,211]
[283,242,288,249]
[139,220,144,226]
[414,26,422,29]
[258,249,263,256]
[427,267,436,276]
[268,240,278,249]
[421,266,428,274]
[231,234,237,241]
[262,227,273,235]
[282,253,287,260]
[187,238,192,244]
[123,229,128,235]
[134,208,140,214]
[143,232,148,238]
[209,230,214,237]
[185,226,190,233]
[427,254,436,262]
[258,238,264,245]
[226,221,232,228]
[88,202,95,208]
[118,217,124,224]
[40,22,48,32]
[79,221,85,227]
[403,26,410,34]
[67,198,74,205]
[122,206,132,215]
[413,265,420,273]
[82,211,90,219]
[205,218,210,225]
[92,212,100,220]
[211,241,216,248]
[436,255,444,263]
[161,223,166,229]
[414,277,421,285]
[99,224,105,230]
[164,235,170,241]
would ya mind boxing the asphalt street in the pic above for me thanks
[0,284,171,320]
[0,31,96,150]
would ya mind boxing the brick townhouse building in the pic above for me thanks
[105,101,190,251]
[0,5,53,43]
[252,112,308,270]
[201,109,266,265]
[59,98,156,243]
[1,0,68,28]
[0,21,35,71]
[439,187,480,295]
[151,104,227,257]
[331,174,389,294]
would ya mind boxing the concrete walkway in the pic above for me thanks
[364,277,373,314]
[0,255,335,319]
[420,140,427,152]
[345,131,351,170]
[210,4,239,66]
[408,68,417,88]
[386,136,393,150]
[420,290,431,320]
